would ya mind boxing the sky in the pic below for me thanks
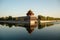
[0,0,60,17]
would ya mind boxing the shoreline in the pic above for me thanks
[40,20,53,23]
[40,20,60,23]
[0,20,60,23]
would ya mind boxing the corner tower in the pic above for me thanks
[26,10,37,26]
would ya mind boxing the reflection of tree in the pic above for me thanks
[0,22,37,34]
[45,23,54,27]
[6,23,13,27]
[38,18,45,29]
[38,22,54,29]
[0,22,5,26]
[0,21,54,34]
[38,23,45,29]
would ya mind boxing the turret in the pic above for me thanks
[26,10,34,16]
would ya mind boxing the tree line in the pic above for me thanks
[0,16,16,21]
[0,15,60,21]
[38,15,60,20]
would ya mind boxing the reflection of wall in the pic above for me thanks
[0,21,54,34]
[0,22,37,34]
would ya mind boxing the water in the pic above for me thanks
[0,22,60,40]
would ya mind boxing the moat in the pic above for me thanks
[0,21,60,40]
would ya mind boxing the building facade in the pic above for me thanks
[16,10,37,26]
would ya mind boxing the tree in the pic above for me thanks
[7,16,12,20]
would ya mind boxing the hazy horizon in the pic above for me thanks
[0,0,60,18]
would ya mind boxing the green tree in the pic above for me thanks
[7,16,12,20]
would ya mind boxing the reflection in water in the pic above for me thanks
[38,19,54,29]
[0,22,54,34]
[38,22,54,29]
[0,22,37,34]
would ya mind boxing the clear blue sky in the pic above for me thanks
[0,0,60,17]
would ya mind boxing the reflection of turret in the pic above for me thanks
[26,27,34,34]
[25,25,37,34]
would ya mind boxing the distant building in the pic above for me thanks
[16,10,37,26]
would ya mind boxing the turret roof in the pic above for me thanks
[26,10,34,16]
